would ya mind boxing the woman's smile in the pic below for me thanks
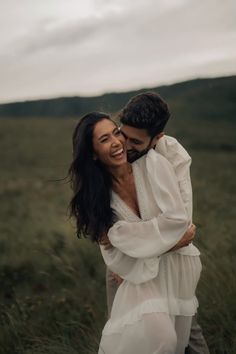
[93,118,127,167]
[110,147,125,159]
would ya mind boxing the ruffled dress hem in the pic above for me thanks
[103,296,199,335]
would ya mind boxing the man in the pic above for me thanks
[105,92,209,354]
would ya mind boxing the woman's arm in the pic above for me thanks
[100,222,195,284]
[100,245,160,284]
[108,151,189,258]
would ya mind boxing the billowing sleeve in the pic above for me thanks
[107,150,189,258]
[100,245,160,284]
[155,135,192,220]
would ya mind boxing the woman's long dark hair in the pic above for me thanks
[68,112,116,243]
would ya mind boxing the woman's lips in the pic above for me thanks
[111,148,124,157]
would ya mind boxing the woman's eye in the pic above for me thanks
[100,138,108,143]
[114,130,121,136]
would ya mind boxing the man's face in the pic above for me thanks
[120,124,156,163]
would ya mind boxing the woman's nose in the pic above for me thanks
[111,136,121,146]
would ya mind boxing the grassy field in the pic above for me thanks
[0,115,235,353]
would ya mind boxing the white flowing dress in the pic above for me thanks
[98,146,202,354]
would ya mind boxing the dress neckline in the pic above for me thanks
[112,163,142,222]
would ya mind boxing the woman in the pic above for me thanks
[68,112,202,354]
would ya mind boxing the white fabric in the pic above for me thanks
[98,144,202,354]
[99,313,178,354]
[156,135,192,182]
[155,135,192,221]
[155,135,195,256]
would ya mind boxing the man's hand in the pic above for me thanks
[100,235,122,284]
[169,224,196,252]
[111,272,123,285]
[100,234,113,250]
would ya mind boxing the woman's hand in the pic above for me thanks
[100,235,123,284]
[100,234,113,250]
[111,272,123,285]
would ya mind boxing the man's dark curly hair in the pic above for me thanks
[119,92,170,137]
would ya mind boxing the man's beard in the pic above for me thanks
[127,148,150,163]
[126,137,155,163]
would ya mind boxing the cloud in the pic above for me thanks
[4,0,236,59]
[0,0,236,102]
[20,19,103,54]
[1,0,197,56]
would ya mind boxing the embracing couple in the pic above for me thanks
[68,93,209,354]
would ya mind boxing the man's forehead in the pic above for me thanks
[120,124,149,140]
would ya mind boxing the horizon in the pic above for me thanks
[0,73,234,106]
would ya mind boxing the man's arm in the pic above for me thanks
[155,135,193,220]
[155,135,191,177]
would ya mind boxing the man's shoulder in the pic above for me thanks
[155,135,191,164]
[133,148,171,171]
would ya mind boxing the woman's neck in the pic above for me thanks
[108,162,132,184]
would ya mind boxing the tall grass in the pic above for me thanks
[0,117,235,353]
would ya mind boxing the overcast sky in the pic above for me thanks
[0,0,235,103]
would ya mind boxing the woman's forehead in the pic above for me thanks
[93,119,117,138]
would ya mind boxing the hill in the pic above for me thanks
[0,75,235,121]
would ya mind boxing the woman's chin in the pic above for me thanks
[109,156,127,167]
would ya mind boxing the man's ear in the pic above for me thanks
[152,132,165,147]
[154,132,165,144]
[152,132,164,145]
[156,132,164,140]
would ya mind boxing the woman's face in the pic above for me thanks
[93,119,127,168]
